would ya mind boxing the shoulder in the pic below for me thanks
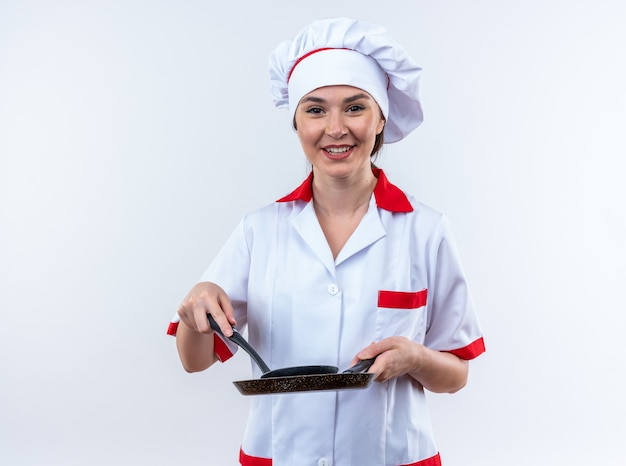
[240,199,306,229]
[381,187,455,254]
[407,195,444,223]
[387,185,446,232]
[375,169,444,225]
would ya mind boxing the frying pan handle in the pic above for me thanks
[343,357,376,374]
[207,314,271,374]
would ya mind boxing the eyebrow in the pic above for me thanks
[299,93,372,104]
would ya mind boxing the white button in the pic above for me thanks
[327,284,339,295]
[318,458,330,466]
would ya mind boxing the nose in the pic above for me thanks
[325,112,347,139]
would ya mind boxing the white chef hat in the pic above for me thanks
[269,17,423,143]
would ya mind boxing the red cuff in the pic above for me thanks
[401,452,441,466]
[214,334,235,362]
[166,321,179,336]
[446,337,486,360]
[239,447,272,466]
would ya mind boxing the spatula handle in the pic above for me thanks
[207,314,271,374]
[343,357,376,374]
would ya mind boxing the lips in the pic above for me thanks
[323,145,354,159]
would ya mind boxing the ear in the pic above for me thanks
[376,116,385,135]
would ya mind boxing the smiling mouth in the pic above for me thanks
[324,146,353,155]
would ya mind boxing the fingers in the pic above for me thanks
[206,293,236,337]
[347,341,380,379]
[355,337,421,383]
[177,282,236,336]
[356,340,388,360]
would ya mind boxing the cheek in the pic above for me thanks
[296,128,317,153]
[376,118,385,135]
[295,126,308,141]
[296,123,321,144]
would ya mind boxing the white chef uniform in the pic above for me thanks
[169,16,485,466]
[168,168,485,466]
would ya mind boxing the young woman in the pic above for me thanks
[168,17,485,466]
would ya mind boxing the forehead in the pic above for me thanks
[299,85,375,102]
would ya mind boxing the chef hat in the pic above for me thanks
[269,17,423,143]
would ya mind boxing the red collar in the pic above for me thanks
[276,168,414,213]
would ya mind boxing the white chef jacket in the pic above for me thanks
[168,168,485,466]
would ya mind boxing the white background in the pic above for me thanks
[1,1,625,465]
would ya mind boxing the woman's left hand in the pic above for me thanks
[353,337,469,393]
[353,337,422,383]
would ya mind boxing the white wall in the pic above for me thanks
[1,1,624,465]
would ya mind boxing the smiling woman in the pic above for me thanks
[294,89,387,159]
[168,17,484,466]
[294,86,384,193]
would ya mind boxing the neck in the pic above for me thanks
[311,167,377,216]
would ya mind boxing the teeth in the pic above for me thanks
[326,147,350,154]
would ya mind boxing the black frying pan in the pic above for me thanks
[208,315,375,395]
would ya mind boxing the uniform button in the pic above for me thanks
[318,458,330,466]
[326,284,339,295]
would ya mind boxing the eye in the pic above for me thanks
[305,106,324,114]
[347,104,365,113]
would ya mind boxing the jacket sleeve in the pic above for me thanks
[423,215,485,360]
[166,218,252,361]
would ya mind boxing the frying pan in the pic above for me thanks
[208,315,375,395]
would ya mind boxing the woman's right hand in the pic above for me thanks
[177,281,237,337]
